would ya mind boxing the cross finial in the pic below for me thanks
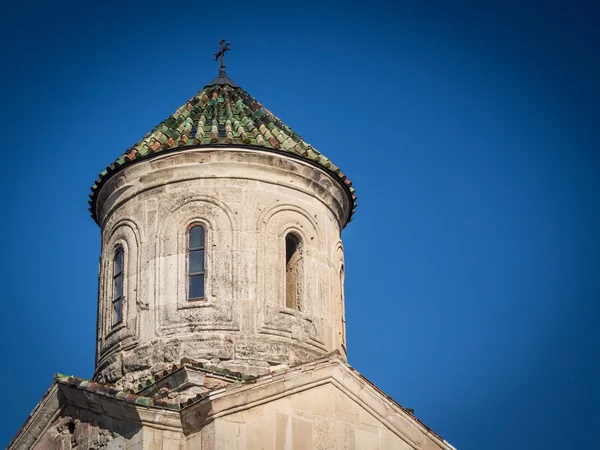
[214,39,231,75]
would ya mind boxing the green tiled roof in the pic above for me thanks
[89,73,356,224]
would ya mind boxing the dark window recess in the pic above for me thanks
[112,248,124,326]
[285,233,303,311]
[188,226,206,300]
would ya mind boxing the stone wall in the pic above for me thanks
[31,405,138,450]
[185,383,438,450]
[93,148,351,388]
[30,409,187,450]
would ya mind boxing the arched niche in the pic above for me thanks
[98,219,141,361]
[256,203,325,350]
[155,195,239,336]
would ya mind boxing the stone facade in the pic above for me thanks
[94,148,351,390]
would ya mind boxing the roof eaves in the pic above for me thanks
[7,381,61,450]
[133,358,256,397]
[89,143,356,227]
[55,374,181,411]
[88,80,357,225]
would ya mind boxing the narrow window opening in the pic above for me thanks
[188,225,205,300]
[340,264,345,304]
[285,233,303,310]
[112,248,124,326]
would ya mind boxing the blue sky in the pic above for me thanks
[1,1,599,448]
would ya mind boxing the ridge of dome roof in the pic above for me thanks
[88,77,357,225]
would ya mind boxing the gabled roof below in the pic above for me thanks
[9,353,455,450]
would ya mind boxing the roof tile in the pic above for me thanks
[89,75,356,224]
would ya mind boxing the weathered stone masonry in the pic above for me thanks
[94,148,351,390]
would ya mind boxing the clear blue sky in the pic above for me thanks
[1,1,598,448]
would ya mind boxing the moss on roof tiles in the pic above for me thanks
[89,74,356,224]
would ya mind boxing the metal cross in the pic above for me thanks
[214,39,231,74]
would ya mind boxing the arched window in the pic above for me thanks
[188,225,205,300]
[112,248,124,326]
[285,233,303,310]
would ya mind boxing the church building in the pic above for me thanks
[9,43,456,450]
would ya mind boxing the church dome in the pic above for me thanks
[89,63,355,386]
[88,72,356,225]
